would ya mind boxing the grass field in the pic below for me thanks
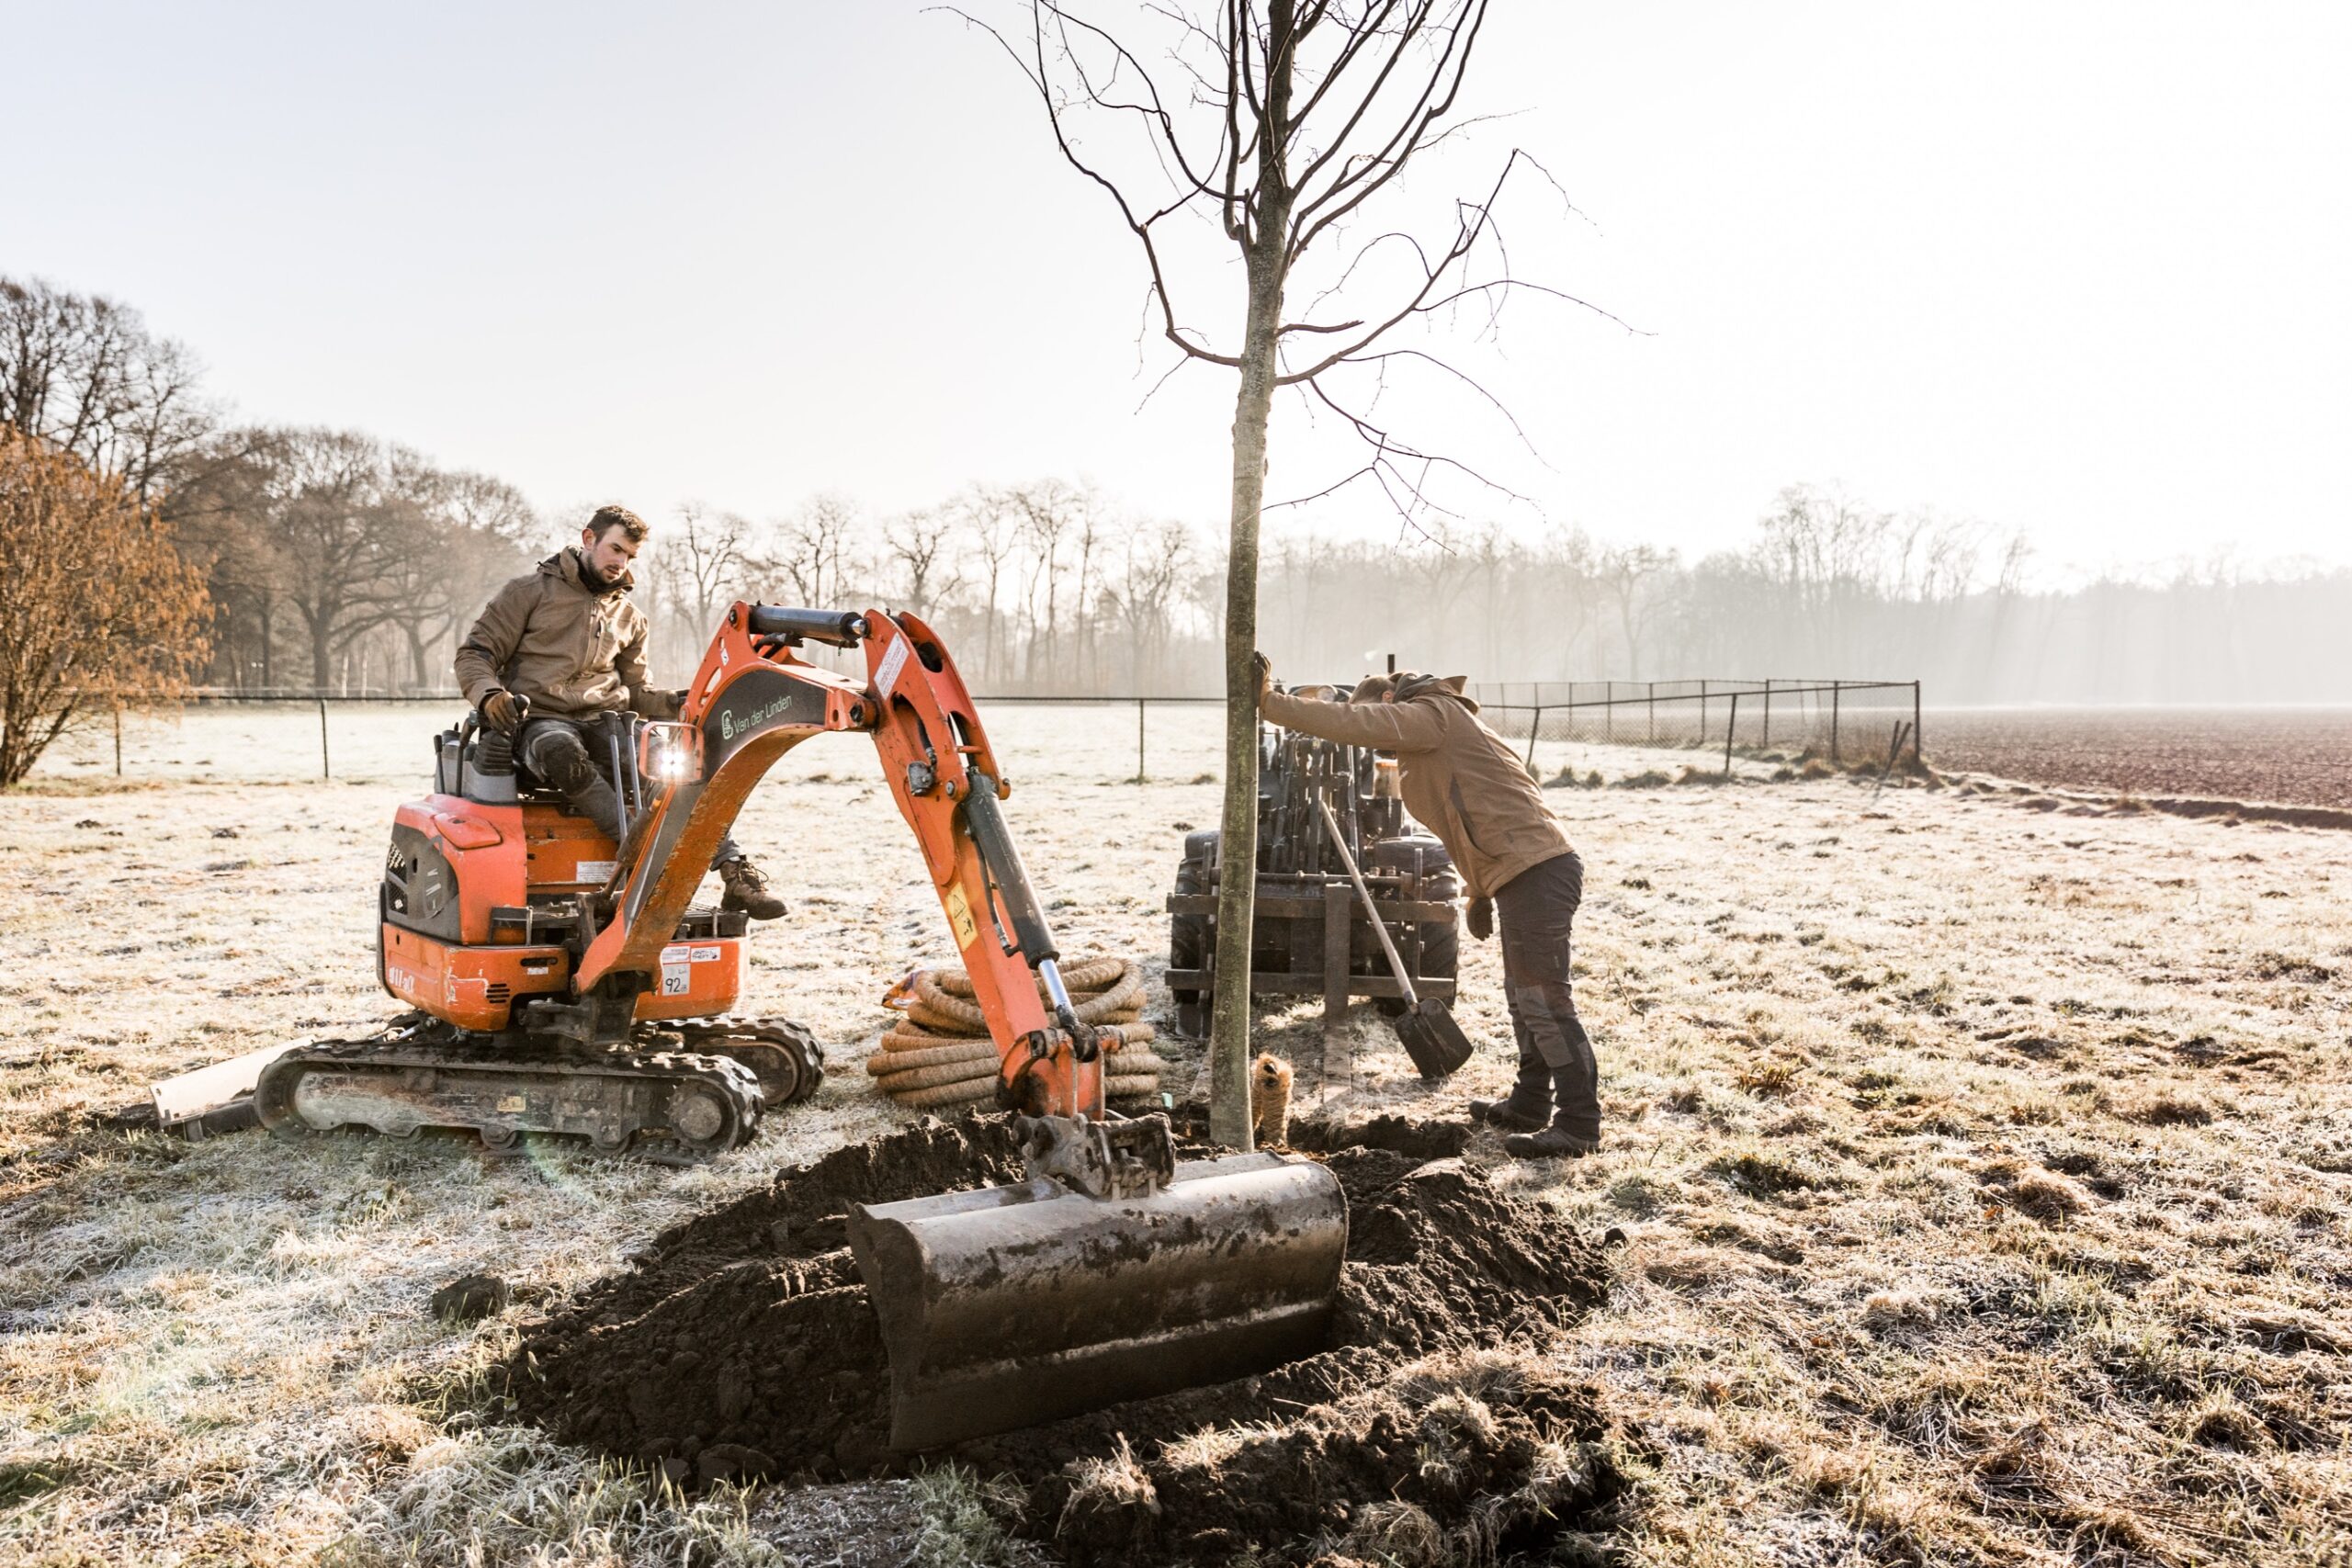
[2,708,2347,1565]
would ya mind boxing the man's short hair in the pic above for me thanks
[586,504,649,544]
[1351,674,1398,703]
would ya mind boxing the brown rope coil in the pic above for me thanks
[869,954,1164,1106]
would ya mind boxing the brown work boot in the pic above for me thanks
[718,857,787,920]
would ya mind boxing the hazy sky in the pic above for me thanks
[6,3,2346,582]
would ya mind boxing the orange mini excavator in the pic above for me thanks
[252,604,1348,1444]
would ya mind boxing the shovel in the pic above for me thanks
[1314,795,1474,1079]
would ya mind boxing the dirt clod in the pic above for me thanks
[503,1115,1616,1564]
[429,1272,511,1324]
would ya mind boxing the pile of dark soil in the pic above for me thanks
[501,1116,1620,1565]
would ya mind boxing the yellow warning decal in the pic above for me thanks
[944,883,979,950]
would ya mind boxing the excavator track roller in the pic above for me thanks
[846,1144,1348,1451]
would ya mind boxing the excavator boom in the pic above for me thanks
[557,603,1344,1447]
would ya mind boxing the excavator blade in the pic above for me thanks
[846,1150,1348,1451]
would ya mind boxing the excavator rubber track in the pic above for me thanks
[664,1014,825,1108]
[253,1027,766,1166]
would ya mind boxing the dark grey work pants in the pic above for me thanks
[518,716,741,868]
[1494,850,1598,1142]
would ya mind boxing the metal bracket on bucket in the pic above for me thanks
[1016,1111,1174,1201]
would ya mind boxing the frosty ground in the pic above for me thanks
[3,705,2348,1565]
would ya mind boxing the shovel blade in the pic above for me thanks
[1395,998,1475,1079]
[846,1150,1347,1451]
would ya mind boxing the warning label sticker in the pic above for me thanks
[875,635,910,698]
[690,945,721,963]
[662,963,691,996]
[578,860,616,882]
[660,944,690,964]
[944,883,979,950]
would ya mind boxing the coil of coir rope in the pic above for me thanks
[865,954,1169,1109]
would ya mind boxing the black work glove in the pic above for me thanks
[481,690,523,734]
[1251,650,1273,706]
[1466,896,1494,942]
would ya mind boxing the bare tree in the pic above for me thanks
[650,502,754,651]
[1101,519,1195,691]
[1599,543,1675,681]
[0,276,215,502]
[952,484,1024,685]
[884,506,966,619]
[0,434,209,784]
[1006,478,1093,684]
[772,492,865,611]
[961,1,1592,1142]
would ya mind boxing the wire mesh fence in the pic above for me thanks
[28,694,1227,787]
[1470,679,1924,764]
[30,682,1924,790]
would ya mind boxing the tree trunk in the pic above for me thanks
[1207,9,1296,1148]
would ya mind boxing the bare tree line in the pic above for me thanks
[10,270,2348,725]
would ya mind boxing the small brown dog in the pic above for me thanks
[1251,1052,1295,1146]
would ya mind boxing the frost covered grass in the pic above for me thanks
[4,706,2349,1563]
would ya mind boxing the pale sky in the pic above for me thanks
[6,3,2346,582]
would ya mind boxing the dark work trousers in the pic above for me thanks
[517,716,741,868]
[1494,849,1598,1143]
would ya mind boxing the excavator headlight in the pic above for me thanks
[637,722,701,785]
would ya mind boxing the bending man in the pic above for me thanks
[1256,658,1599,1158]
[454,504,786,920]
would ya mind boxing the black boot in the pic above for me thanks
[1503,1123,1600,1159]
[718,857,787,920]
[1470,1054,1553,1132]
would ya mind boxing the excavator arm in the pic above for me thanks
[571,603,1102,1119]
[561,603,1346,1452]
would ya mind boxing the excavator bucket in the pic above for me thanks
[847,1132,1348,1451]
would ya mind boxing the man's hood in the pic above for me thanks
[544,547,634,596]
[1393,671,1478,714]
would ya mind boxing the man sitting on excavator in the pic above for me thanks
[454,504,787,920]
[1256,655,1599,1158]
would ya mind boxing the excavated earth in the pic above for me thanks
[500,1114,1622,1565]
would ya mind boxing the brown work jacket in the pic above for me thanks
[453,549,678,720]
[1259,679,1574,899]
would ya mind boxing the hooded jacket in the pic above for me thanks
[1259,673,1574,898]
[453,549,680,720]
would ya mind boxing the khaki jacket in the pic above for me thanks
[453,550,679,720]
[1259,678,1574,898]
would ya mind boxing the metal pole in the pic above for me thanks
[1647,681,1656,743]
[1830,681,1841,763]
[1700,678,1709,750]
[1604,681,1612,742]
[1136,697,1146,783]
[1724,693,1739,778]
[1761,679,1771,750]
[114,706,122,777]
[1912,681,1923,763]
[319,697,331,781]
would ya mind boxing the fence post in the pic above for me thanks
[1724,693,1739,779]
[319,697,331,781]
[1830,681,1841,763]
[1604,681,1612,743]
[114,706,123,777]
[1761,679,1771,749]
[1912,681,1923,763]
[1647,682,1657,743]
[1136,697,1146,784]
[1699,678,1708,750]
[1524,705,1542,770]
